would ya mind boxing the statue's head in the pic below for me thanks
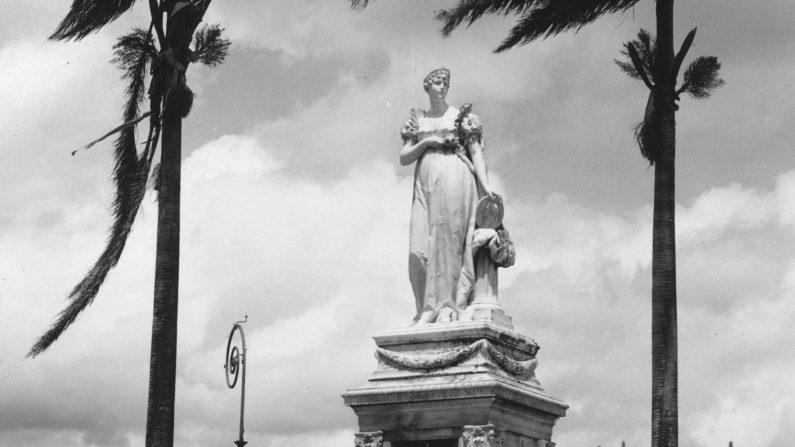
[423,67,450,96]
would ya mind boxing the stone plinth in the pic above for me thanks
[343,322,567,447]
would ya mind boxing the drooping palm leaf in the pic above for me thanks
[51,0,139,41]
[108,27,157,219]
[149,161,161,185]
[434,0,641,53]
[159,70,195,118]
[114,27,159,68]
[190,24,231,67]
[70,30,160,156]
[613,29,661,165]
[29,30,157,357]
[633,93,661,165]
[681,56,724,99]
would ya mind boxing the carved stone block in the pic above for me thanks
[355,431,388,447]
[461,424,504,447]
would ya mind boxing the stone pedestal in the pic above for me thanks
[343,322,567,447]
[468,251,513,329]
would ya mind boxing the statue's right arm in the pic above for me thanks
[400,136,442,166]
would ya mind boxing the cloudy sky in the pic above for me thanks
[2,1,794,446]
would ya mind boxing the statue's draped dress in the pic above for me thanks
[401,106,482,321]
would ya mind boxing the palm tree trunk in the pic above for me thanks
[651,1,678,447]
[145,111,181,447]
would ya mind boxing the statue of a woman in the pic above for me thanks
[400,67,495,324]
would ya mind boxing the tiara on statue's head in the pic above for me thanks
[423,67,451,88]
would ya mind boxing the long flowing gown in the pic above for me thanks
[401,106,481,322]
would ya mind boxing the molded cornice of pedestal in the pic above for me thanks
[343,373,567,418]
[344,374,566,441]
[373,321,539,355]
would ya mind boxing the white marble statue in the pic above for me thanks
[400,67,513,325]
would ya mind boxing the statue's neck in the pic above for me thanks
[428,100,449,117]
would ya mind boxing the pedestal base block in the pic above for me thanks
[343,322,567,447]
[468,305,513,328]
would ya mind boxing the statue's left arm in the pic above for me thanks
[467,140,493,197]
[459,111,493,197]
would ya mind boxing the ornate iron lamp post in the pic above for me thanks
[225,316,248,447]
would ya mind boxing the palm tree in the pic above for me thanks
[350,1,722,447]
[615,26,722,447]
[29,1,229,446]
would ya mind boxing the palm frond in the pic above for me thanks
[144,118,163,199]
[497,0,643,52]
[682,56,724,99]
[72,112,152,155]
[190,25,231,67]
[615,59,638,79]
[436,0,534,36]
[435,0,640,52]
[114,28,155,142]
[113,28,158,70]
[615,29,655,83]
[51,0,139,41]
[29,30,157,357]
[635,29,655,71]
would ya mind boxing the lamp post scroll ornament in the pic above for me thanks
[225,316,248,447]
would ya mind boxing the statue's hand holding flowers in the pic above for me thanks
[443,133,459,149]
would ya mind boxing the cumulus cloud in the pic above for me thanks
[0,35,141,241]
[1,132,412,445]
[473,177,795,447]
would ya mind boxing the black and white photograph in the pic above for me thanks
[1,1,792,446]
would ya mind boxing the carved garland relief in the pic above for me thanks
[375,338,537,380]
